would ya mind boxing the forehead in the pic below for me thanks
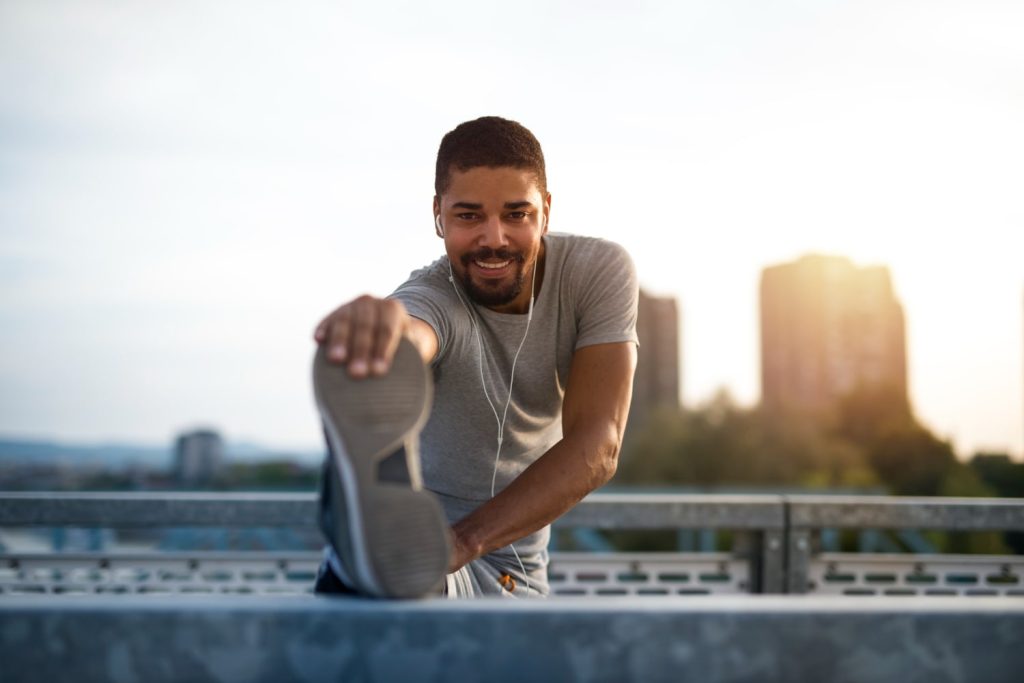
[441,166,543,204]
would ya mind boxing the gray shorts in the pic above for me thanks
[321,545,549,598]
[445,549,550,598]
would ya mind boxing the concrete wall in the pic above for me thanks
[2,595,1023,682]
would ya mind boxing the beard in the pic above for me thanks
[457,247,528,307]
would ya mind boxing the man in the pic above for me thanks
[312,116,638,598]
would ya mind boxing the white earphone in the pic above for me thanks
[438,214,537,594]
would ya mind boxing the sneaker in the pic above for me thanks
[313,337,451,598]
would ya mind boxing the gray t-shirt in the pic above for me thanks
[390,232,639,565]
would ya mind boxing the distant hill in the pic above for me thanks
[224,440,323,464]
[0,437,323,469]
[0,438,170,469]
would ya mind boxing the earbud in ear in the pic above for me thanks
[435,215,444,237]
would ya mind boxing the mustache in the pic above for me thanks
[460,248,526,267]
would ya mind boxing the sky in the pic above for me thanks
[1,0,1022,459]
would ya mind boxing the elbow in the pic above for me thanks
[566,420,623,492]
[589,433,621,490]
[597,452,618,489]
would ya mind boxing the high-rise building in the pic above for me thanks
[628,289,681,432]
[760,254,907,414]
[173,429,225,485]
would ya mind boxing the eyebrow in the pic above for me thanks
[450,201,535,210]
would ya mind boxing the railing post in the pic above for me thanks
[786,528,812,594]
[760,529,786,594]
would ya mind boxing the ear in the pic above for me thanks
[432,196,443,238]
[541,192,552,234]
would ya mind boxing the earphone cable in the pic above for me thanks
[448,256,537,595]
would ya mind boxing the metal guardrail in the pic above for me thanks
[0,491,785,528]
[1,492,1022,596]
[788,495,1024,530]
[547,552,751,596]
[0,551,756,597]
[806,553,1024,597]
[0,492,316,528]
[0,492,784,594]
[786,495,1024,595]
[1,552,321,595]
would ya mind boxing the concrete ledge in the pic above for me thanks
[2,596,1023,682]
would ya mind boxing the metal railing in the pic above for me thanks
[787,495,1024,596]
[1,492,1022,596]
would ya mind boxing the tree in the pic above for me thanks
[617,389,877,490]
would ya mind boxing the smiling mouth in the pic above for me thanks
[473,259,512,270]
[456,250,527,306]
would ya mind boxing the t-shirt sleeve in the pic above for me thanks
[388,264,452,363]
[571,238,639,350]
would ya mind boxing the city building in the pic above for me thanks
[760,254,907,414]
[628,289,682,435]
[173,429,225,486]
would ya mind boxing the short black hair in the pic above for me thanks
[434,116,547,197]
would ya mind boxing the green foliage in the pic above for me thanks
[939,462,997,498]
[970,453,1024,498]
[618,384,1001,500]
[618,390,878,490]
[616,387,1015,554]
[832,382,914,445]
[220,460,319,491]
[862,426,957,495]
[831,383,966,496]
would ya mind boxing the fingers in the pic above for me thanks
[315,296,409,379]
[314,305,351,363]
[313,317,329,343]
[372,299,406,375]
[327,316,351,363]
[346,296,378,377]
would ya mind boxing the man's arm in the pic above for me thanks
[448,340,637,571]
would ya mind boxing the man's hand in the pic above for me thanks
[313,296,424,378]
[448,530,480,574]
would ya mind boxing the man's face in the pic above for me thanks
[434,166,550,314]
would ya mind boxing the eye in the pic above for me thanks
[507,211,528,221]
[456,212,479,221]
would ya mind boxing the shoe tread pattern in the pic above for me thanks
[313,338,450,598]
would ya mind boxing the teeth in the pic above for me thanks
[475,260,511,270]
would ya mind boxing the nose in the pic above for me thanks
[477,215,509,249]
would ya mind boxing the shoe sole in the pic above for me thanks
[313,338,450,598]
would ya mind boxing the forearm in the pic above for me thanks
[449,342,636,572]
[449,425,619,570]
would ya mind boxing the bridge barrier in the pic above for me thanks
[3,492,1024,681]
[2,594,1024,682]
[1,492,1022,597]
